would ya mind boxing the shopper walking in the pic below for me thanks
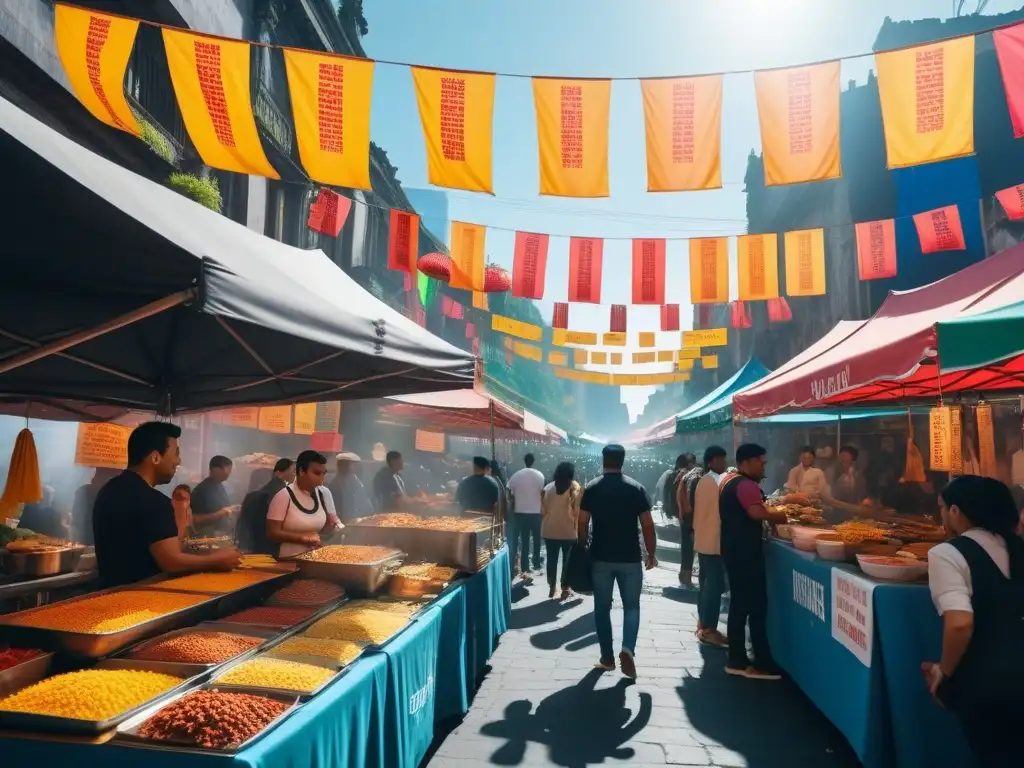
[675,453,701,587]
[541,461,581,600]
[508,453,545,580]
[578,444,658,679]
[693,446,728,647]
[719,444,788,680]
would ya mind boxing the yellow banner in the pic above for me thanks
[633,352,657,364]
[784,228,827,297]
[492,314,543,342]
[513,341,543,362]
[548,351,569,366]
[472,291,489,311]
[876,36,975,169]
[573,349,588,365]
[657,350,675,363]
[55,5,140,135]
[683,328,727,347]
[640,75,723,192]
[162,29,277,177]
[411,66,495,193]
[950,405,963,475]
[552,329,599,346]
[555,368,611,385]
[602,332,627,347]
[754,61,841,185]
[638,332,656,348]
[610,353,623,365]
[929,406,952,471]
[449,221,486,290]
[612,373,676,386]
[293,403,317,435]
[689,238,729,304]
[533,77,611,197]
[591,352,608,365]
[737,233,780,301]
[702,355,719,369]
[258,406,292,434]
[677,358,695,370]
[977,404,998,479]
[678,347,702,359]
[74,423,131,469]
[283,48,373,189]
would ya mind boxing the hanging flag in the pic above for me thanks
[511,232,550,299]
[660,304,680,332]
[737,233,780,301]
[640,74,723,192]
[388,210,420,273]
[610,353,623,366]
[533,77,611,197]
[929,405,953,471]
[875,36,975,169]
[657,351,675,363]
[54,5,140,135]
[492,314,543,341]
[913,205,966,254]
[730,301,752,329]
[689,238,728,304]
[568,237,604,303]
[784,228,827,297]
[633,352,657,364]
[449,221,486,290]
[591,352,608,365]
[677,358,696,370]
[410,66,495,193]
[573,349,588,366]
[162,29,277,177]
[610,305,627,333]
[754,61,841,185]
[472,291,489,311]
[307,188,353,237]
[684,327,729,347]
[993,24,1024,138]
[631,238,667,305]
[767,297,793,323]
[293,404,317,435]
[977,404,998,479]
[702,355,719,370]
[258,406,292,434]
[697,305,714,330]
[854,219,898,280]
[552,302,569,330]
[465,322,475,338]
[282,48,373,190]
[552,329,599,346]
[638,332,656,348]
[548,351,569,367]
[995,184,1024,220]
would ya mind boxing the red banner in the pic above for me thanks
[697,305,714,329]
[511,231,550,299]
[995,24,1024,139]
[610,305,627,333]
[310,432,342,453]
[630,238,666,304]
[995,184,1024,220]
[767,297,793,323]
[854,219,898,280]
[913,205,966,254]
[388,210,420,273]
[307,188,352,237]
[730,301,752,329]
[660,304,680,331]
[552,302,569,329]
[568,237,603,303]
[465,322,475,338]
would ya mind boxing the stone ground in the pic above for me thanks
[425,548,864,768]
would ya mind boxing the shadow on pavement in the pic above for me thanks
[509,596,584,630]
[478,669,651,768]
[660,584,700,606]
[530,612,596,652]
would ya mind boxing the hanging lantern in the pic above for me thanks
[483,265,512,293]
[730,301,752,329]
[767,297,793,323]
[417,252,451,282]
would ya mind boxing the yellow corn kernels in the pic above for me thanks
[0,669,180,720]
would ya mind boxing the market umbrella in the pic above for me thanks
[674,358,771,433]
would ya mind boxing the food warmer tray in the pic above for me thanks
[1,545,86,578]
[264,645,368,671]
[342,517,495,573]
[0,651,53,699]
[211,652,344,700]
[114,685,301,754]
[139,569,296,616]
[0,588,221,659]
[110,624,284,679]
[289,550,405,595]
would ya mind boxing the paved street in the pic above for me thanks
[427,563,863,768]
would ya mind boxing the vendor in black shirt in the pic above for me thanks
[190,455,237,537]
[92,422,241,587]
[455,456,501,514]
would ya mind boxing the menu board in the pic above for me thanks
[74,423,131,469]
[293,403,317,435]
[258,406,292,434]
[415,430,446,453]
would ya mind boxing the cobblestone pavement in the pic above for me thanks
[427,564,863,768]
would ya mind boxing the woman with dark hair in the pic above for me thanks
[541,461,580,600]
[925,475,1024,766]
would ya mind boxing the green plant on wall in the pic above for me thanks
[168,172,222,212]
[137,117,176,165]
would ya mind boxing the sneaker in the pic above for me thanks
[699,630,729,648]
[743,666,782,681]
[619,649,637,679]
[595,657,616,671]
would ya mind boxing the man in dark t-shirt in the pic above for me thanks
[579,444,657,680]
[190,455,235,537]
[455,456,501,514]
[373,451,408,511]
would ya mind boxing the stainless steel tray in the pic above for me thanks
[343,522,493,573]
[114,624,278,668]
[114,685,301,754]
[290,550,405,595]
[2,546,85,577]
[263,647,367,671]
[212,652,342,699]
[140,570,295,616]
[0,651,53,698]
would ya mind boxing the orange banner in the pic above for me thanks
[876,37,975,169]
[784,228,827,297]
[512,232,549,299]
[638,332,656,348]
[602,333,627,347]
[640,75,723,192]
[283,48,373,190]
[411,66,495,193]
[913,205,966,254]
[415,429,446,453]
[754,61,841,185]
[688,238,728,304]
[552,330,599,346]
[293,403,317,435]
[388,210,420,274]
[568,237,603,303]
[548,351,569,367]
[591,352,608,365]
[737,233,780,301]
[449,221,486,290]
[221,408,259,429]
[633,351,657,364]
[513,341,543,362]
[702,355,719,370]
[162,29,277,177]
[55,5,140,135]
[610,353,623,366]
[683,328,727,347]
[996,184,1024,220]
[533,78,611,197]
[855,219,898,280]
[658,351,675,363]
[74,423,131,469]
[631,239,667,305]
[472,291,489,311]
[491,314,543,342]
[258,406,292,434]
[573,349,588,366]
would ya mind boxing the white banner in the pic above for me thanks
[831,568,875,667]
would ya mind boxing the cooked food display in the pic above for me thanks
[888,520,947,543]
[267,637,364,666]
[220,606,318,627]
[297,545,399,564]
[896,542,939,560]
[0,646,42,672]
[269,579,345,605]
[304,606,409,645]
[344,599,421,617]
[137,690,289,749]
[5,536,77,553]
[5,591,207,634]
[233,453,280,468]
[393,563,457,582]
[183,536,234,551]
[832,521,891,544]
[127,631,262,665]
[0,669,180,720]
[216,657,334,693]
[149,570,278,594]
[355,514,487,532]
[768,502,826,526]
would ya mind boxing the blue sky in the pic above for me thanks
[361,0,1019,419]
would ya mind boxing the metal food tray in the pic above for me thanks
[112,624,281,675]
[263,646,368,671]
[114,685,301,754]
[140,570,295,616]
[0,588,221,659]
[290,550,405,595]
[0,651,53,699]
[211,652,343,699]
[343,518,494,573]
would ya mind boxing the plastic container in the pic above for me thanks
[791,528,832,552]
[815,539,847,562]
[856,555,928,582]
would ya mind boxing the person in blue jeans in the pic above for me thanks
[578,444,658,679]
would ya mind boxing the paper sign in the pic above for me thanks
[831,568,875,667]
[601,332,627,347]
[552,329,599,346]
[293,403,317,435]
[222,408,259,429]
[415,430,446,453]
[929,405,952,471]
[258,406,292,434]
[678,347,701,360]
[315,401,342,433]
[702,355,719,369]
[311,432,342,453]
[683,328,727,347]
[74,423,131,469]
[492,313,543,342]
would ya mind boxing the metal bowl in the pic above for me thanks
[2,546,84,577]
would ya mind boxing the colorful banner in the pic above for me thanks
[683,328,728,347]
[688,238,729,304]
[913,205,966,254]
[307,188,353,237]
[548,351,569,366]
[638,332,656,348]
[610,305,628,333]
[568,237,603,303]
[631,238,667,304]
[784,228,827,297]
[513,341,543,362]
[162,29,277,177]
[283,48,373,190]
[994,24,1024,139]
[74,422,131,469]
[491,314,543,342]
[602,332,627,347]
[876,37,975,169]
[977,404,998,479]
[854,219,897,280]
[730,301,752,329]
[754,61,841,185]
[388,210,420,273]
[767,296,793,323]
[661,304,680,332]
[449,221,486,290]
[552,302,569,330]
[552,329,599,346]
[702,354,719,369]
[411,66,495,193]
[640,74,723,192]
[293,403,317,435]
[314,401,342,433]
[533,77,611,197]
[311,432,342,453]
[511,232,549,299]
[55,5,140,135]
[737,233,780,301]
[221,407,259,429]
[996,184,1024,219]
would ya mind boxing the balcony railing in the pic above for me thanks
[253,81,293,154]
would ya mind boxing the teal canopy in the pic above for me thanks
[935,298,1024,372]
[675,358,771,434]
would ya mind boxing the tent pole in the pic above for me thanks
[0,289,195,376]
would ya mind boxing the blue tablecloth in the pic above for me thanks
[464,545,511,689]
[425,584,469,721]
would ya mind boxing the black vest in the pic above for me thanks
[718,473,766,560]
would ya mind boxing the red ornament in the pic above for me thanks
[767,297,793,323]
[417,252,451,282]
[730,301,752,329]
[483,265,512,293]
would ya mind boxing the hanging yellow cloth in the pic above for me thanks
[0,429,43,517]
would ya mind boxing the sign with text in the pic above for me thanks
[315,401,342,433]
[415,430,446,453]
[683,328,727,347]
[831,568,875,667]
[258,406,292,434]
[74,423,131,469]
[293,403,317,435]
[792,569,826,623]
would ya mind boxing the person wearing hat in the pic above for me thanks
[328,452,374,523]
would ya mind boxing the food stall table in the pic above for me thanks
[463,546,510,689]
[425,584,469,721]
